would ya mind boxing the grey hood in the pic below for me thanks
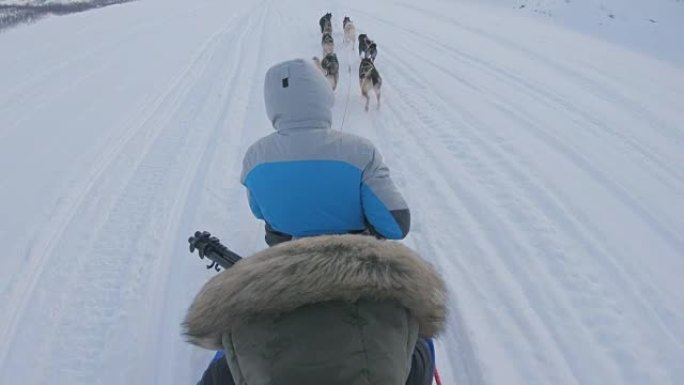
[264,58,334,131]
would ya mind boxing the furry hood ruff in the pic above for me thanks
[183,235,447,350]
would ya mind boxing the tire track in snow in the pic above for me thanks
[0,7,261,383]
[0,15,173,140]
[420,55,684,195]
[346,5,682,383]
[348,7,589,383]
[344,100,487,384]
[0,0,224,128]
[352,6,682,338]
[358,6,684,348]
[354,5,684,199]
[377,38,681,384]
[326,32,487,385]
[382,36,684,348]
[412,32,684,194]
[346,7,572,385]
[143,4,271,383]
[327,17,487,385]
[374,73,587,385]
[365,110,490,385]
[328,43,492,385]
[38,10,265,384]
[390,0,684,147]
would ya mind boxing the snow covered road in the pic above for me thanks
[1,0,682,384]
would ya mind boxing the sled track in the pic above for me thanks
[146,3,272,383]
[347,2,683,384]
[383,42,683,348]
[366,108,489,385]
[0,3,267,382]
[2,0,682,384]
[356,0,684,333]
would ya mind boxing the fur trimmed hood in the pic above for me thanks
[183,235,447,350]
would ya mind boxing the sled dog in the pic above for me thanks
[358,33,371,57]
[359,58,382,111]
[319,12,332,34]
[364,41,377,62]
[313,53,340,90]
[322,32,335,55]
[343,17,356,48]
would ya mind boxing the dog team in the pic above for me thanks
[313,12,382,111]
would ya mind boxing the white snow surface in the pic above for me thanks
[1,0,683,384]
[483,0,684,63]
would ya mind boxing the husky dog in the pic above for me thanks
[343,17,356,48]
[359,58,382,111]
[358,33,371,57]
[313,53,340,90]
[364,41,377,62]
[321,32,334,55]
[319,12,332,34]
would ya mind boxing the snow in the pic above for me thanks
[480,0,684,63]
[1,0,682,384]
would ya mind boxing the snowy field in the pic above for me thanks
[0,0,683,384]
[505,0,684,63]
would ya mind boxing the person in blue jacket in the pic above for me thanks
[240,58,410,245]
[197,58,433,385]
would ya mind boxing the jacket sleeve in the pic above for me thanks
[241,146,264,220]
[246,190,264,220]
[361,147,410,239]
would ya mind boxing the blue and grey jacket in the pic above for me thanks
[240,59,410,240]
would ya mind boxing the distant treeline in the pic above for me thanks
[0,0,136,31]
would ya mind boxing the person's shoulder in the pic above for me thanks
[253,131,280,146]
[244,132,277,156]
[242,133,280,178]
[333,131,376,151]
[326,131,378,167]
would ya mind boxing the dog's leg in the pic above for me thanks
[371,79,379,109]
[360,79,370,112]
